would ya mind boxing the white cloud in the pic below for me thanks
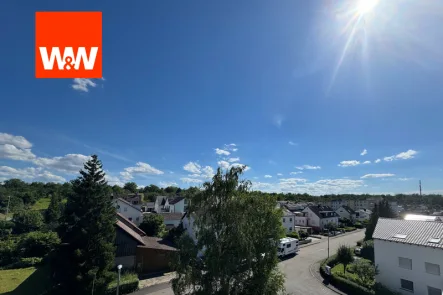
[273,114,284,128]
[201,166,215,178]
[289,141,298,146]
[232,148,238,152]
[384,150,418,162]
[277,173,283,176]
[217,160,230,169]
[360,149,368,156]
[227,157,240,163]
[72,78,97,92]
[0,144,36,161]
[183,162,201,174]
[398,178,413,181]
[375,159,381,163]
[264,175,272,178]
[180,177,203,184]
[0,166,65,183]
[338,160,360,167]
[290,171,303,175]
[159,181,179,188]
[227,143,236,147]
[188,174,201,177]
[251,182,275,192]
[34,154,90,173]
[361,173,395,179]
[230,163,251,171]
[105,174,125,187]
[362,161,371,164]
[215,148,230,156]
[123,162,164,178]
[279,178,363,195]
[119,171,132,181]
[0,133,32,149]
[296,165,321,170]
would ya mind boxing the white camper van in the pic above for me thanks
[278,237,299,258]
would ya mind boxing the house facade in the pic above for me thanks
[374,218,443,295]
[154,196,187,213]
[114,198,143,225]
[282,209,295,233]
[355,209,371,221]
[335,205,356,220]
[302,206,339,231]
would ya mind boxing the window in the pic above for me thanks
[286,244,291,248]
[290,218,292,222]
[400,279,414,292]
[425,262,440,275]
[136,217,139,222]
[128,217,132,221]
[283,218,286,222]
[399,257,412,270]
[428,286,442,295]
[289,227,292,231]
[124,207,127,212]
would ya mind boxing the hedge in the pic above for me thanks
[1,257,43,270]
[320,254,400,295]
[106,272,139,295]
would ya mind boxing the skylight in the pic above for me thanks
[428,238,441,244]
[393,234,407,239]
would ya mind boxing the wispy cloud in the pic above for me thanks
[277,173,283,176]
[72,78,97,92]
[375,159,381,163]
[290,171,303,175]
[215,148,230,156]
[338,160,360,167]
[361,173,395,179]
[289,141,298,146]
[264,175,272,178]
[183,161,214,178]
[362,160,371,164]
[296,165,321,170]
[227,157,240,163]
[120,162,164,180]
[159,181,179,187]
[360,149,368,156]
[384,150,418,162]
[180,177,203,184]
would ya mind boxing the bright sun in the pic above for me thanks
[357,0,379,15]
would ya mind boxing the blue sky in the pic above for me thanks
[1,0,443,195]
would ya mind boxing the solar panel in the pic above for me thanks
[428,238,441,244]
[393,234,407,239]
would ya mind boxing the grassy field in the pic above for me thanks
[0,265,52,295]
[31,198,51,211]
[332,263,359,281]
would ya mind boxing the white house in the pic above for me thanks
[302,206,339,231]
[335,205,356,220]
[114,198,143,225]
[293,212,308,227]
[355,209,371,221]
[154,196,187,213]
[282,209,295,233]
[374,218,443,295]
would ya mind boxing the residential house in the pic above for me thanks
[282,209,295,233]
[141,202,155,213]
[302,206,339,231]
[158,212,184,229]
[355,209,371,221]
[115,213,176,272]
[373,218,443,295]
[293,212,308,227]
[154,196,187,213]
[335,205,356,221]
[114,198,143,225]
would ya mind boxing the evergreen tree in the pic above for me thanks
[172,166,285,295]
[60,155,116,294]
[45,193,62,225]
[365,200,396,240]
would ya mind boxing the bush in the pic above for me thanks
[361,240,374,262]
[287,231,300,239]
[18,231,61,258]
[0,220,14,238]
[0,238,17,266]
[344,227,356,232]
[106,272,139,295]
[3,257,43,269]
[330,273,373,295]
[299,231,309,240]
[13,210,44,234]
[357,239,364,247]
[355,222,364,229]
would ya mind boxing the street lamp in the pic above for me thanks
[116,265,122,295]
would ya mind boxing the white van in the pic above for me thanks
[277,237,299,258]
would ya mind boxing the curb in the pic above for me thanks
[309,261,346,295]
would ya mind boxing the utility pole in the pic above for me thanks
[5,196,11,220]
[327,229,330,259]
[419,180,422,197]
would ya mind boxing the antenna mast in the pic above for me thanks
[419,180,422,197]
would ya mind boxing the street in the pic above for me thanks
[133,230,364,295]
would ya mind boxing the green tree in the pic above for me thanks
[172,166,285,295]
[45,193,62,225]
[365,200,395,240]
[18,231,61,258]
[351,259,379,288]
[61,155,116,294]
[139,214,166,237]
[13,210,44,234]
[123,182,138,193]
[111,185,125,196]
[336,245,354,274]
[164,186,178,194]
[360,240,374,262]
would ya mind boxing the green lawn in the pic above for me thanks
[0,264,52,295]
[332,263,359,281]
[31,198,51,211]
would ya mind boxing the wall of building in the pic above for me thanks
[294,216,307,226]
[375,239,443,295]
[115,200,143,225]
[335,208,351,219]
[115,227,139,257]
[164,219,181,229]
[171,201,185,213]
[136,247,174,273]
[115,256,135,269]
[282,215,295,233]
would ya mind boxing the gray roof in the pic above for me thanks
[373,218,443,249]
[158,212,185,221]
[339,205,356,214]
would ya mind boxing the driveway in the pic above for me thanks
[133,230,364,295]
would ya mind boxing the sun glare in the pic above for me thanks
[357,0,379,15]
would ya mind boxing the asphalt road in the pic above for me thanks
[135,230,364,295]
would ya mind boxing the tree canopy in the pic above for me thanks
[139,213,166,237]
[365,200,396,240]
[172,166,286,295]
